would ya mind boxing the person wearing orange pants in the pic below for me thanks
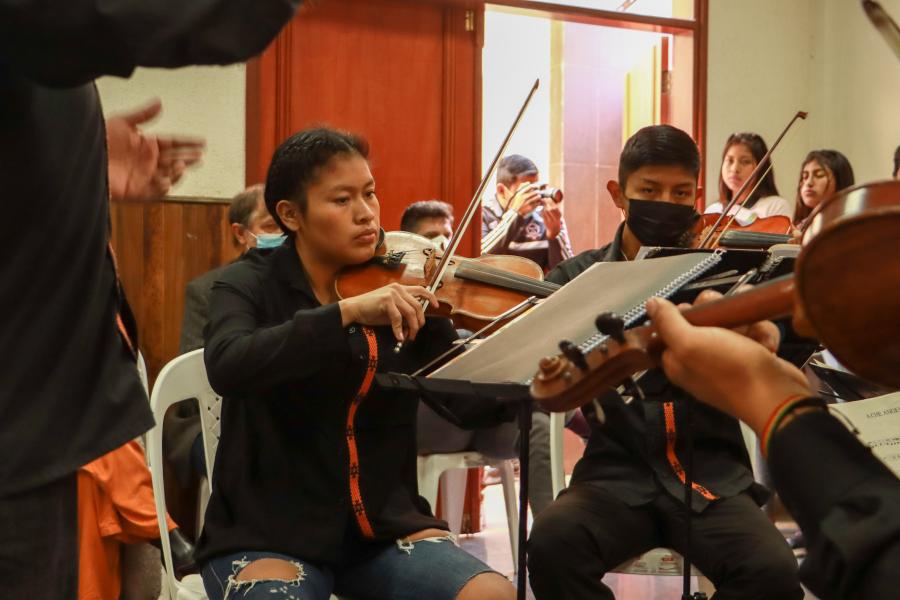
[78,440,194,600]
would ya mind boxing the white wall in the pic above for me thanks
[96,65,246,199]
[810,0,900,184]
[705,0,815,204]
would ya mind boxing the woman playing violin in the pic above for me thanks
[793,149,855,225]
[706,133,792,224]
[195,127,514,600]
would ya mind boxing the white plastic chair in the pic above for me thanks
[549,411,716,595]
[149,349,343,600]
[417,452,520,570]
[148,349,215,600]
[137,352,150,397]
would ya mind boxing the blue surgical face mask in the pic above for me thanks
[251,232,286,250]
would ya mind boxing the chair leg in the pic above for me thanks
[497,460,519,573]
[549,412,566,498]
[417,457,441,513]
[440,469,468,535]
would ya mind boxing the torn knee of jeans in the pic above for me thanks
[224,557,305,596]
[396,532,457,554]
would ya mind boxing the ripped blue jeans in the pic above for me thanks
[200,533,495,600]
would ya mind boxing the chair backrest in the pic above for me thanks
[137,351,150,396]
[148,348,221,596]
[197,381,222,492]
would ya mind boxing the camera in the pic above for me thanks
[538,187,564,203]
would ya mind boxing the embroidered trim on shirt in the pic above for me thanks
[663,402,718,501]
[346,326,379,538]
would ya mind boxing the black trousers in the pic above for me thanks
[528,483,803,600]
[0,474,78,599]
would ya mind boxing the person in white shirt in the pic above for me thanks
[705,132,792,225]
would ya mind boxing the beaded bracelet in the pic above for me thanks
[761,395,827,459]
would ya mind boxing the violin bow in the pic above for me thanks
[393,78,540,352]
[424,78,540,296]
[706,161,784,248]
[699,110,808,249]
[863,0,900,59]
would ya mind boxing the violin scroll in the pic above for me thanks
[531,277,798,412]
[532,316,658,412]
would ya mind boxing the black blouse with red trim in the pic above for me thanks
[195,242,457,566]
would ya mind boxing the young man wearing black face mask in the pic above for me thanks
[527,125,802,600]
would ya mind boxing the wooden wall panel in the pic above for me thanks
[110,199,240,387]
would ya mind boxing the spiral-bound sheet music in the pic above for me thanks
[431,252,722,385]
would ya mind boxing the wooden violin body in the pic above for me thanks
[532,180,900,411]
[692,212,793,249]
[336,231,558,332]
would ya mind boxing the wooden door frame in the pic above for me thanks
[246,0,708,246]
[245,1,484,256]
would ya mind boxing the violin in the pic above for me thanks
[336,79,548,341]
[693,213,793,249]
[531,179,900,412]
[336,231,558,332]
[692,111,807,250]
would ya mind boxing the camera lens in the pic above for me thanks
[539,187,563,203]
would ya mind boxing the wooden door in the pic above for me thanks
[247,0,484,256]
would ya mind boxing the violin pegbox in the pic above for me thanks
[532,313,656,412]
[595,312,626,343]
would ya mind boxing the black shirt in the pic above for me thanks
[770,410,900,599]
[197,243,458,565]
[0,0,299,497]
[546,223,763,511]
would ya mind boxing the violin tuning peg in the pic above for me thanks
[595,313,626,343]
[558,340,588,372]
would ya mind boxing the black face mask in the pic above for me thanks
[625,199,699,248]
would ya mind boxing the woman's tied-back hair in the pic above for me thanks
[717,132,780,209]
[264,127,369,235]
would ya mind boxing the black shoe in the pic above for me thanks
[151,528,197,578]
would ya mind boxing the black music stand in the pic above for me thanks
[375,374,533,600]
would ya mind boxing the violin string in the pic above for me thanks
[455,261,559,295]
[389,247,558,294]
[459,260,559,291]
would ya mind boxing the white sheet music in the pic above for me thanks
[829,392,900,477]
[431,252,719,384]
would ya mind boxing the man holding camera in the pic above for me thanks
[481,154,574,272]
